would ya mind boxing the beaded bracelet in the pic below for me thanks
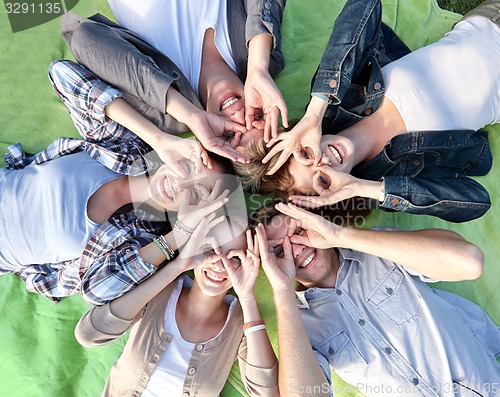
[243,324,267,336]
[153,236,175,261]
[158,235,175,258]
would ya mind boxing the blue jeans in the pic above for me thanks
[310,0,492,222]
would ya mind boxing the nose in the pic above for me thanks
[318,153,332,166]
[291,242,305,259]
[228,108,245,126]
[211,258,225,271]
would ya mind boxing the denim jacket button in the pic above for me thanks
[390,198,400,206]
[364,107,373,115]
[329,79,337,88]
[373,82,382,90]
[413,159,421,166]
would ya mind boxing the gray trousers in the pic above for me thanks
[461,0,500,27]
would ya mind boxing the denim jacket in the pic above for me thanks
[309,0,492,222]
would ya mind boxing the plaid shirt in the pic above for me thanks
[8,60,168,305]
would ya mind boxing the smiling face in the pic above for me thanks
[264,214,339,289]
[287,134,356,195]
[147,160,225,211]
[193,219,247,297]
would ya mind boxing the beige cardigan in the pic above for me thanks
[75,276,278,397]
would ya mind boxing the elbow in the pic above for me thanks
[461,243,484,280]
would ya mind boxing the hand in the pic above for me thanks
[255,223,296,292]
[289,166,369,208]
[154,135,210,178]
[275,202,340,249]
[261,112,322,175]
[175,178,230,238]
[187,110,250,163]
[244,69,288,142]
[176,213,225,272]
[222,229,261,300]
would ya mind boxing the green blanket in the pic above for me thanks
[1,1,498,396]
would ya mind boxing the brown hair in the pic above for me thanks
[232,136,294,194]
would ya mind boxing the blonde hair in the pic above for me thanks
[232,137,295,194]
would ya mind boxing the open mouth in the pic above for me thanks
[328,145,344,165]
[299,250,316,269]
[161,176,175,201]
[220,94,241,111]
[204,270,228,283]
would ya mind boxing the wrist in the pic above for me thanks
[306,96,329,120]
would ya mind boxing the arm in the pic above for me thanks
[65,20,249,163]
[223,230,278,396]
[255,224,329,397]
[276,203,484,281]
[245,33,288,140]
[81,185,230,305]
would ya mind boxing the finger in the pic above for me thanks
[275,202,307,220]
[287,217,301,238]
[169,161,188,179]
[229,131,242,149]
[205,236,221,255]
[289,196,322,209]
[176,188,192,208]
[263,112,272,143]
[245,105,257,131]
[266,238,284,247]
[224,119,247,135]
[206,179,221,201]
[268,106,280,140]
[226,249,245,261]
[289,235,309,246]
[212,145,250,164]
[261,141,285,164]
[265,134,285,149]
[253,232,260,257]
[254,224,269,257]
[312,146,324,168]
[265,151,290,176]
[221,256,239,284]
[282,236,294,261]
[278,100,289,129]
[246,229,254,253]
[195,183,211,201]
[251,119,266,130]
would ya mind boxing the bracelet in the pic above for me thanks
[159,235,176,258]
[153,236,176,261]
[242,320,265,330]
[243,324,267,336]
[174,220,194,237]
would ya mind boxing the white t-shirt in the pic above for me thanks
[142,275,237,396]
[382,16,500,132]
[108,0,236,95]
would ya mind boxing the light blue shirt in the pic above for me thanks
[0,151,121,272]
[297,248,500,397]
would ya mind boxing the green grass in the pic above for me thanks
[438,0,483,14]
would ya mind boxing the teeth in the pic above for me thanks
[329,145,343,164]
[301,252,315,268]
[206,271,226,282]
[163,178,174,200]
[221,96,239,111]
